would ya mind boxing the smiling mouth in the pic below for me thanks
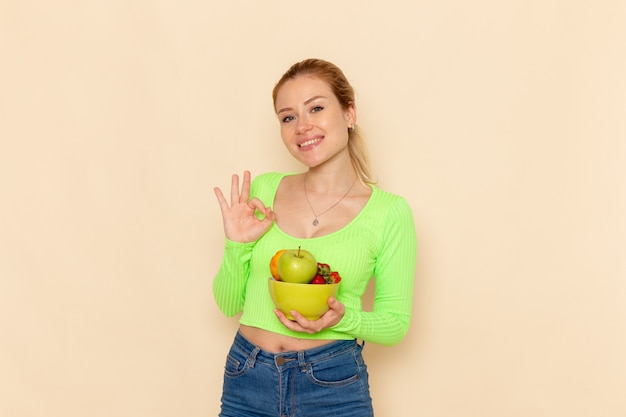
[299,138,322,148]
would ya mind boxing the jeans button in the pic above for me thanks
[276,356,285,366]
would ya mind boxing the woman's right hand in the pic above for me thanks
[213,171,275,243]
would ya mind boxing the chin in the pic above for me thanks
[303,158,326,169]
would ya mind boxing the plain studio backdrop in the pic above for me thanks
[1,1,624,416]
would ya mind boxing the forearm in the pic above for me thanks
[212,239,255,317]
[331,307,411,346]
[332,197,417,346]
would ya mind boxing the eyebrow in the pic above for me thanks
[277,95,327,114]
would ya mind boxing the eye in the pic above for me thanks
[311,105,324,113]
[281,115,295,123]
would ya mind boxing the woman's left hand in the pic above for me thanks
[274,297,345,334]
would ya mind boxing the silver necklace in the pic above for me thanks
[303,172,357,226]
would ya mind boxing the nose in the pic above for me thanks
[296,116,312,134]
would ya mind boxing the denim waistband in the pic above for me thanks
[232,331,360,368]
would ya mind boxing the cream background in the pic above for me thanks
[1,1,625,416]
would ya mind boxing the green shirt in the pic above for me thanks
[213,172,417,346]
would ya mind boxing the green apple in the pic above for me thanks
[277,247,318,283]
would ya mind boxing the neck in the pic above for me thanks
[304,162,359,193]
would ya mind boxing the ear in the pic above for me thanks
[344,104,357,128]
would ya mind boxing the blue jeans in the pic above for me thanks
[219,331,374,417]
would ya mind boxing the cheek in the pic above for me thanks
[330,114,348,132]
[280,126,298,150]
[330,121,350,144]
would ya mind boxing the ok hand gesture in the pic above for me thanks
[214,171,275,243]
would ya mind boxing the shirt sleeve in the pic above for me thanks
[330,197,417,346]
[211,173,277,317]
[212,239,256,317]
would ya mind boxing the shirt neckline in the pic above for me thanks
[270,173,377,241]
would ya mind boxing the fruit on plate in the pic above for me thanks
[269,247,342,284]
[312,263,342,284]
[268,248,342,320]
[269,249,286,280]
[310,275,327,284]
[329,271,342,284]
[277,246,318,284]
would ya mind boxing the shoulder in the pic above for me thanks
[367,187,417,250]
[370,185,411,211]
[250,172,291,199]
[252,172,287,184]
[251,172,287,189]
[366,186,415,227]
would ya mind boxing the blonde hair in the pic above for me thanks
[272,59,375,184]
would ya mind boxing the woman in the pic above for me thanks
[213,58,417,417]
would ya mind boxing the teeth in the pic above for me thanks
[300,138,321,147]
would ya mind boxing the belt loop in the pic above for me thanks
[248,346,260,368]
[297,350,306,367]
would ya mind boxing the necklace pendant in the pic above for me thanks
[312,218,319,226]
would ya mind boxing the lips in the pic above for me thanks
[298,136,323,148]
